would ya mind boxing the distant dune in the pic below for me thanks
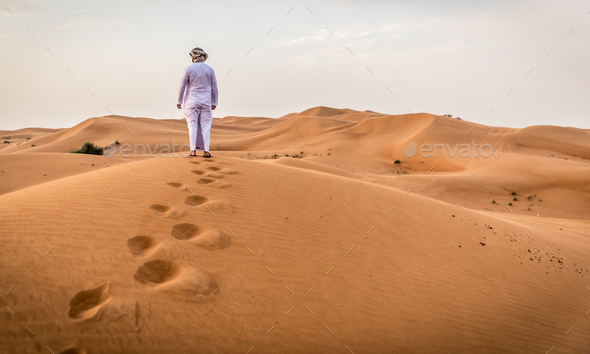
[1,107,589,353]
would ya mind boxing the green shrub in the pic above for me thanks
[71,142,104,155]
[394,160,401,164]
[511,191,517,195]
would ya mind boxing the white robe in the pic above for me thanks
[177,62,218,151]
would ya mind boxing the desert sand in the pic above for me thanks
[1,106,589,353]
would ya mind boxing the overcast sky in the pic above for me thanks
[1,0,589,130]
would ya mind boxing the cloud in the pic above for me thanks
[277,22,411,47]
[279,31,332,46]
[54,18,132,30]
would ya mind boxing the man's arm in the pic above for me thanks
[177,66,189,108]
[210,69,218,109]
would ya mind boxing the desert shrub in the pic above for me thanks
[71,142,104,155]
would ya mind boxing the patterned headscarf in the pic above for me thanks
[190,47,208,63]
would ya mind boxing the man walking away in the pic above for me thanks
[177,47,218,158]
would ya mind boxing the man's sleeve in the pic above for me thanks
[211,70,218,106]
[177,67,189,105]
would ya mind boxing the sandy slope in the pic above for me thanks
[0,153,133,195]
[0,107,589,353]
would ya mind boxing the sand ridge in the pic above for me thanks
[0,106,589,353]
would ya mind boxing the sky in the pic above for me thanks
[1,0,589,130]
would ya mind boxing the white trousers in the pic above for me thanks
[185,105,212,151]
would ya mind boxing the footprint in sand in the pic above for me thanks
[170,223,204,240]
[189,161,201,165]
[197,167,224,178]
[134,260,180,284]
[207,165,240,176]
[68,283,112,320]
[185,195,235,214]
[167,182,185,189]
[149,204,187,219]
[68,283,140,326]
[185,195,210,206]
[134,260,217,296]
[58,348,87,354]
[170,222,231,249]
[197,178,217,185]
[127,236,160,257]
[208,165,239,174]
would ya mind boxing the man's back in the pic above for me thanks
[178,62,218,108]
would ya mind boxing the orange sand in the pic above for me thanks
[0,107,589,353]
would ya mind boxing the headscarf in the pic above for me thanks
[190,47,208,63]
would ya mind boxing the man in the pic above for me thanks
[177,47,218,158]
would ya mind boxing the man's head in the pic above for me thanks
[189,47,208,63]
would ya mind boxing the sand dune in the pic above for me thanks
[1,106,589,353]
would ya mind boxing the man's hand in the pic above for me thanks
[212,105,217,110]
[177,104,182,109]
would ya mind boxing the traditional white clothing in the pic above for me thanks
[178,49,218,152]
